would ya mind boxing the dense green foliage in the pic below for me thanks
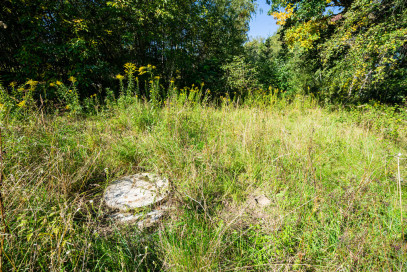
[1,0,254,95]
[222,34,293,95]
[223,0,406,103]
[266,0,407,103]
[1,0,406,103]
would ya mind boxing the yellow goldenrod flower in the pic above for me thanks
[9,81,17,87]
[154,76,160,80]
[116,74,124,80]
[124,63,137,74]
[68,76,77,83]
[56,81,63,86]
[17,100,26,107]
[17,87,24,92]
[26,79,38,86]
[65,105,70,109]
[49,83,56,87]
[68,89,72,93]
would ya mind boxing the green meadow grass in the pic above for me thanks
[2,94,407,271]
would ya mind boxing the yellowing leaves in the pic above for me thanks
[72,19,84,24]
[285,20,327,50]
[71,18,88,33]
[271,4,294,26]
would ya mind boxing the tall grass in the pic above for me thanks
[0,76,406,271]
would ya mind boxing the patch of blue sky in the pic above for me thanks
[248,1,279,40]
[248,1,344,40]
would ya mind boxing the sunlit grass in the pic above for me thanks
[1,83,407,270]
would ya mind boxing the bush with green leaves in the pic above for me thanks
[267,0,407,103]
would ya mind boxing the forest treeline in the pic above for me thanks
[1,0,255,95]
[0,0,406,104]
[245,0,407,103]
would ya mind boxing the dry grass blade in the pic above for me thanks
[0,127,9,272]
[397,153,404,240]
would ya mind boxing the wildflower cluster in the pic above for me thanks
[124,63,137,75]
[51,77,82,115]
[172,83,206,106]
[0,79,38,116]
[116,63,162,107]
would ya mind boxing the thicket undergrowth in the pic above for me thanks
[1,77,407,271]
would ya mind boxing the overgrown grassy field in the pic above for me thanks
[2,92,407,271]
